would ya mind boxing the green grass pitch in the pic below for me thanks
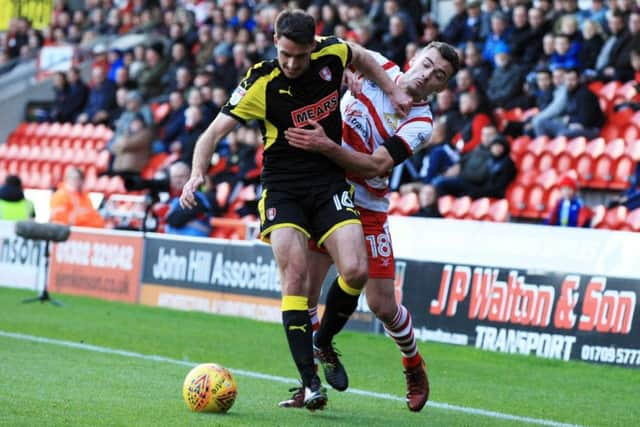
[1,287,638,426]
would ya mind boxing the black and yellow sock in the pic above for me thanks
[281,295,315,387]
[314,276,361,348]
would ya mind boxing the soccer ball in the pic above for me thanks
[182,363,237,413]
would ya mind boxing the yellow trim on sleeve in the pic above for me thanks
[311,42,349,68]
[258,189,267,223]
[230,67,280,122]
[263,119,278,150]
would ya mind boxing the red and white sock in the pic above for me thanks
[383,305,422,368]
[308,306,320,332]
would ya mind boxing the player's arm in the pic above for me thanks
[347,42,411,117]
[285,119,410,178]
[180,114,239,209]
[182,64,267,209]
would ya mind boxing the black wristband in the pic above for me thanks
[382,135,411,166]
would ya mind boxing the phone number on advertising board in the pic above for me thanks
[581,345,640,365]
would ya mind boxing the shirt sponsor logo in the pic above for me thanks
[291,91,339,127]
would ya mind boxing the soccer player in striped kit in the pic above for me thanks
[284,42,460,412]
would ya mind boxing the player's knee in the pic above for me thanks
[366,294,395,323]
[341,260,368,288]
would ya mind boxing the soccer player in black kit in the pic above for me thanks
[181,9,411,410]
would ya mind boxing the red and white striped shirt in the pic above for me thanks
[340,51,433,212]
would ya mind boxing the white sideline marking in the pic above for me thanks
[1,330,581,427]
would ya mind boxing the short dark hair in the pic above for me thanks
[535,66,551,75]
[5,175,22,188]
[275,9,316,45]
[427,41,461,77]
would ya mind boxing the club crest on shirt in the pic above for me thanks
[384,113,400,130]
[266,208,276,221]
[319,66,332,81]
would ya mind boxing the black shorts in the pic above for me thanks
[258,178,361,246]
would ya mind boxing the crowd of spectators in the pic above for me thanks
[3,0,640,232]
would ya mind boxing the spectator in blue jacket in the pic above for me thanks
[164,161,215,237]
[77,66,116,124]
[482,11,510,65]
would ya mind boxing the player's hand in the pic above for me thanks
[389,86,412,118]
[285,119,332,153]
[179,175,204,209]
[343,69,362,96]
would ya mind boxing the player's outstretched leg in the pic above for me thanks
[383,304,429,411]
[313,276,359,391]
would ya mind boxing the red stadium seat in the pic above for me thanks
[521,186,551,219]
[554,136,587,173]
[599,81,621,102]
[83,166,98,192]
[95,150,111,174]
[47,122,62,138]
[446,196,472,219]
[623,208,640,232]
[13,122,30,136]
[538,136,566,171]
[437,195,454,217]
[607,108,634,129]
[398,192,419,216]
[591,138,627,189]
[7,159,19,175]
[627,138,640,160]
[467,197,491,220]
[600,123,620,142]
[216,182,231,208]
[518,135,548,172]
[597,206,628,230]
[141,153,169,179]
[106,176,126,195]
[16,144,31,160]
[622,124,639,144]
[575,137,606,185]
[514,170,535,187]
[487,199,509,222]
[590,204,607,228]
[544,187,562,219]
[93,175,110,193]
[151,102,171,124]
[506,183,528,216]
[510,135,531,161]
[611,154,635,190]
[37,171,53,190]
[521,169,558,218]
[50,163,63,185]
[33,122,50,139]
